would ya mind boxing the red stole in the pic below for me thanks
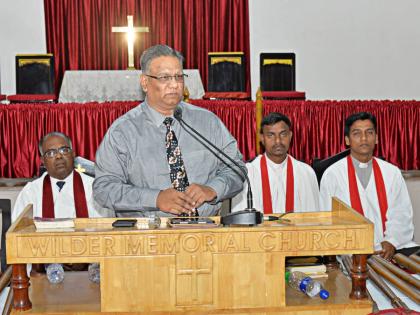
[347,155,388,233]
[42,171,89,218]
[260,155,294,214]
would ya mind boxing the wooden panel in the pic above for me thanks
[101,256,175,312]
[7,198,374,313]
[214,252,284,309]
[23,271,100,313]
[176,253,213,306]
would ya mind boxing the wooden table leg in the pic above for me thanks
[11,264,32,311]
[350,254,368,299]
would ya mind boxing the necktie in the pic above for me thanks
[56,181,65,192]
[163,117,189,191]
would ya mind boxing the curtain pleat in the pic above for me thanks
[43,0,251,94]
[1,100,419,178]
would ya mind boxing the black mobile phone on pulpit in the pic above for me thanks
[112,219,137,228]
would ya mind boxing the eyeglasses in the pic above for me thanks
[43,146,72,159]
[145,74,188,83]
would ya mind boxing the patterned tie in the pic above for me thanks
[56,181,66,192]
[163,117,189,192]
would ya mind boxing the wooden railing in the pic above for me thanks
[0,266,13,315]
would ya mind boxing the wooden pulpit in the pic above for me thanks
[6,197,374,314]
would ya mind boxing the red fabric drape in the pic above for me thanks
[190,99,256,160]
[262,100,420,170]
[1,100,419,178]
[0,102,137,178]
[43,0,250,94]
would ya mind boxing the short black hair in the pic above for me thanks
[260,112,291,133]
[344,112,377,137]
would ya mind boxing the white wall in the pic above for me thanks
[0,0,46,95]
[249,0,420,100]
[1,0,420,99]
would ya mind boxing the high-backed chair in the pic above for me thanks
[204,52,250,100]
[260,52,305,100]
[16,54,54,94]
[312,149,351,185]
[8,54,56,103]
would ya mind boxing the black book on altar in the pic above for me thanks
[260,52,295,91]
[15,54,55,94]
[208,52,246,92]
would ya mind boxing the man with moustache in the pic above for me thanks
[12,132,109,221]
[232,112,319,213]
[93,45,244,217]
[320,112,417,259]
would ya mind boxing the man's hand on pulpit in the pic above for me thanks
[156,188,195,215]
[185,184,217,209]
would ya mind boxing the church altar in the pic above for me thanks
[58,69,205,103]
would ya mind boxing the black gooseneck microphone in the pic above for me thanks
[174,107,262,225]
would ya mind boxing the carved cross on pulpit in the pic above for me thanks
[112,15,149,70]
[177,255,212,305]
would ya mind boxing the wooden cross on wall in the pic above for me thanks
[112,15,149,69]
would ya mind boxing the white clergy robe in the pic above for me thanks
[231,154,320,213]
[320,157,416,250]
[12,171,112,222]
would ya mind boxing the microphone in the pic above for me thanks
[174,107,262,226]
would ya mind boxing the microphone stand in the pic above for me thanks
[174,107,262,226]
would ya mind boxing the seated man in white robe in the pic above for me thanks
[320,112,417,260]
[232,112,320,213]
[13,132,112,221]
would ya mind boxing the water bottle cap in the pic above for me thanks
[285,271,291,282]
[319,289,330,300]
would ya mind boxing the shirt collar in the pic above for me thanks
[351,155,372,169]
[143,98,174,127]
[49,171,73,185]
[265,153,288,170]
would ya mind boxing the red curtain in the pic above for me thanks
[1,100,419,178]
[190,100,256,160]
[43,0,250,94]
[0,102,137,178]
[262,100,420,170]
